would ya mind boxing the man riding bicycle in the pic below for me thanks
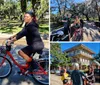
[7,11,44,70]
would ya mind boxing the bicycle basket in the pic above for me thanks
[0,46,6,55]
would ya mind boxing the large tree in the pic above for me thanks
[51,0,74,16]
[50,43,71,67]
[0,0,20,19]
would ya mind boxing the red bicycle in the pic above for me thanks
[0,40,49,85]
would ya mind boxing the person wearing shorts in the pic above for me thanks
[7,11,44,69]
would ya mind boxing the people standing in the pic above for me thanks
[71,63,89,85]
[86,65,95,85]
[61,66,72,85]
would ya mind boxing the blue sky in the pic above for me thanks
[60,43,100,54]
[51,0,85,14]
[74,0,85,3]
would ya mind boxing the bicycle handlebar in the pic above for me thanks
[1,39,14,51]
[5,40,14,46]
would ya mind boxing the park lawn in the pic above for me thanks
[39,24,49,34]
[0,24,49,34]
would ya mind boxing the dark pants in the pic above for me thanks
[64,26,70,35]
[63,27,70,41]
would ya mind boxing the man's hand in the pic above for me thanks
[7,40,13,46]
[8,36,16,42]
[8,36,13,40]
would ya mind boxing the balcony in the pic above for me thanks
[68,50,93,59]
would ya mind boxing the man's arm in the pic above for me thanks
[81,72,92,82]
[7,28,26,45]
[62,20,67,22]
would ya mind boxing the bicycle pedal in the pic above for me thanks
[24,70,29,75]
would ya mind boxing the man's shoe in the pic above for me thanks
[27,59,39,72]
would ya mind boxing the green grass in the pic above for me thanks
[0,26,22,34]
[0,22,49,34]
[39,24,49,34]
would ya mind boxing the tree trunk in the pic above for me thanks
[95,0,100,21]
[85,14,89,21]
[98,14,100,21]
[31,0,36,13]
[63,0,67,16]
[98,16,100,21]
[56,0,61,15]
[20,0,27,13]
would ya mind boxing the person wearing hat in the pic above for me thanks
[7,11,44,69]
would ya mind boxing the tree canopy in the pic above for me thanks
[51,0,100,21]
[0,0,49,21]
[50,43,71,67]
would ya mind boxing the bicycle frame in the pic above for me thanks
[73,28,83,38]
[74,29,80,35]
[1,50,47,75]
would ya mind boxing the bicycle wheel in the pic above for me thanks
[0,56,12,78]
[33,73,49,85]
[32,59,49,85]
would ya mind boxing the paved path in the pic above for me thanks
[0,45,49,85]
[0,33,49,49]
[50,74,62,85]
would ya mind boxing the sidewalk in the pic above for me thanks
[0,45,43,85]
[50,74,62,85]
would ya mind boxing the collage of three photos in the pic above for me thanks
[0,0,100,85]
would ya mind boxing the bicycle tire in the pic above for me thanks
[0,56,12,78]
[32,73,49,85]
[31,60,49,85]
